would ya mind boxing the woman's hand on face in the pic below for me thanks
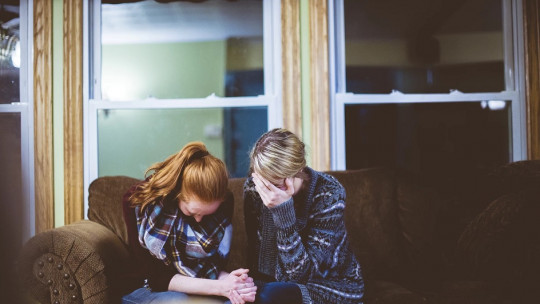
[252,173,294,208]
[220,269,257,303]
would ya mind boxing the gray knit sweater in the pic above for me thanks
[243,167,364,304]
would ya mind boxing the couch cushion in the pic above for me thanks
[328,168,406,280]
[329,168,442,285]
[88,176,140,245]
[456,187,540,282]
[225,177,248,272]
[364,280,428,304]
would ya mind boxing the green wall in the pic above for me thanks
[102,40,226,100]
[53,0,64,227]
[97,108,224,178]
[98,41,227,178]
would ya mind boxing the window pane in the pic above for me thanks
[101,0,263,100]
[344,0,504,93]
[97,107,267,178]
[0,1,20,104]
[0,112,23,300]
[345,101,510,192]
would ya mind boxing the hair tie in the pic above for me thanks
[190,150,209,161]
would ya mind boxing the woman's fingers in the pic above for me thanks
[229,289,244,304]
[284,177,295,195]
[230,268,249,276]
[234,279,254,290]
[253,172,270,188]
[240,291,257,302]
[235,290,246,304]
[236,286,257,295]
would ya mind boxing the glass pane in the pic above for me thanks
[345,101,511,193]
[0,113,23,302]
[344,0,504,94]
[101,0,264,100]
[97,107,267,178]
[0,0,20,104]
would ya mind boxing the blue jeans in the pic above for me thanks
[122,287,230,304]
[255,282,302,304]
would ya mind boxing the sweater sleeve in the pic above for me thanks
[270,183,349,283]
[122,184,177,291]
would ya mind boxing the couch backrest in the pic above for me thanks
[87,169,441,282]
[327,168,441,281]
[229,168,441,281]
[87,161,540,285]
[88,175,139,245]
[87,175,250,272]
[226,177,248,271]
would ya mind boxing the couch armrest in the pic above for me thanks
[18,220,131,304]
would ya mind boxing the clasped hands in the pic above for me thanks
[252,172,295,208]
[220,268,257,304]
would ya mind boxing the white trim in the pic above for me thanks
[91,0,101,100]
[511,0,527,161]
[330,0,346,170]
[265,0,282,129]
[503,0,515,91]
[83,0,90,219]
[328,0,336,169]
[23,0,35,241]
[334,0,346,94]
[89,96,272,109]
[337,91,518,103]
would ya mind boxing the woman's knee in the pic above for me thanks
[256,282,302,304]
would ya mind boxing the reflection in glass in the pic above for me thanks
[100,0,264,100]
[0,113,23,298]
[0,1,20,104]
[345,101,510,192]
[97,107,267,178]
[344,0,504,93]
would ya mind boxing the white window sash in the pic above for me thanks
[330,0,526,170]
[83,0,282,216]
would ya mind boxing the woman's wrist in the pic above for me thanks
[269,199,296,228]
[214,279,229,297]
[218,271,228,280]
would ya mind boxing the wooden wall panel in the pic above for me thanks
[63,0,84,224]
[524,0,540,159]
[282,0,302,137]
[309,0,330,170]
[34,0,54,233]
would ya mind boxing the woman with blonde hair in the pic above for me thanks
[244,128,365,304]
[122,142,256,304]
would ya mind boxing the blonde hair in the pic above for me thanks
[130,142,228,212]
[249,128,307,183]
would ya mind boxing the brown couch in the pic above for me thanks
[18,161,540,303]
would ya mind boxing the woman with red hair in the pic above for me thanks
[122,142,256,304]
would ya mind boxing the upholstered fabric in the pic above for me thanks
[456,188,540,281]
[18,221,130,303]
[18,160,540,303]
[226,177,248,272]
[87,175,139,244]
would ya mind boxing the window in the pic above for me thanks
[0,0,33,240]
[85,0,281,211]
[331,0,525,193]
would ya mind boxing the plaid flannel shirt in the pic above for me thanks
[136,196,233,279]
